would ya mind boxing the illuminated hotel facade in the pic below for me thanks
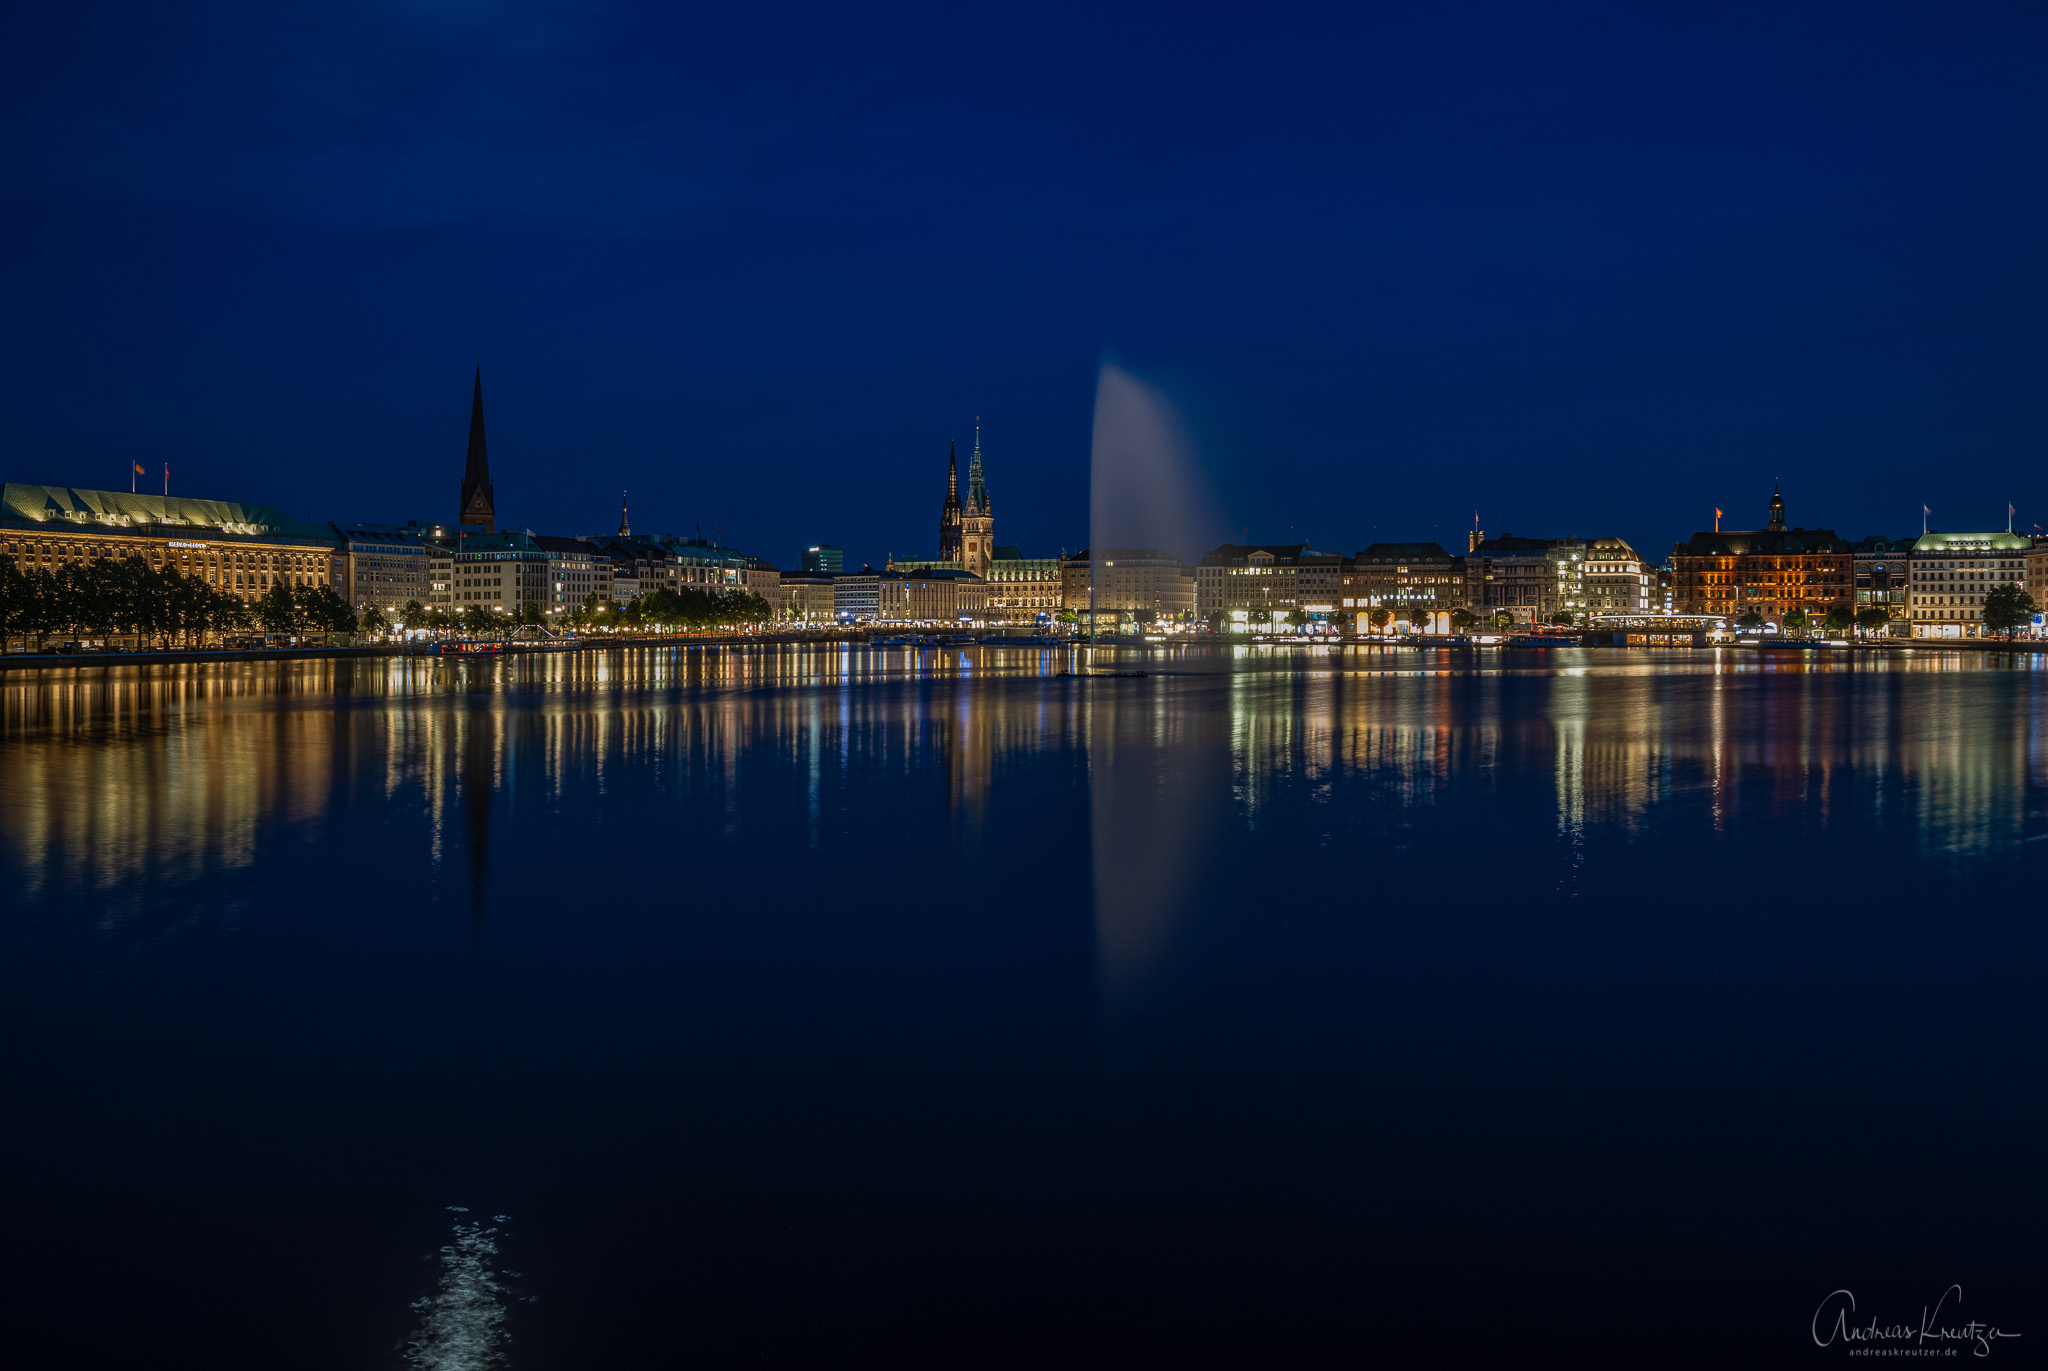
[1,484,345,604]
[1671,486,1852,626]
[1906,530,2031,638]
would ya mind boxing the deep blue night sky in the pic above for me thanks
[2,1,2044,568]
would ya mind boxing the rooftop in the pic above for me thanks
[2,483,333,539]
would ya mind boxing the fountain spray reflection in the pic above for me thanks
[1090,684,1232,1012]
[402,1209,512,1370]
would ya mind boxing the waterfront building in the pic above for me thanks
[331,523,430,616]
[834,570,881,622]
[405,520,479,610]
[1670,486,1850,627]
[1907,530,2030,638]
[1463,535,1581,625]
[1296,552,1347,625]
[1583,538,1652,615]
[451,530,553,615]
[586,534,758,601]
[983,546,1064,625]
[1343,543,1462,628]
[533,536,613,612]
[959,424,995,578]
[0,483,344,604]
[428,545,454,608]
[1197,542,1310,630]
[1063,548,1197,625]
[2029,540,2048,621]
[606,558,642,602]
[780,573,838,623]
[1851,534,1916,633]
[1061,553,1091,620]
[458,365,496,534]
[665,537,753,591]
[801,545,844,574]
[897,568,986,624]
[741,556,784,617]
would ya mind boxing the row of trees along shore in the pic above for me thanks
[1,553,773,649]
[359,587,776,635]
[0,555,355,648]
[563,587,773,631]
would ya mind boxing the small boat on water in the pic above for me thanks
[1505,634,1582,648]
[436,639,506,656]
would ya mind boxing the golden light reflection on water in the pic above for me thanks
[4,645,2046,957]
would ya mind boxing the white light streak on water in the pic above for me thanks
[403,1213,511,1369]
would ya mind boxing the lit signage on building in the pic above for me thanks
[167,540,209,549]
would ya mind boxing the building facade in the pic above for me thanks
[1197,543,1309,630]
[332,524,430,615]
[1583,538,1651,616]
[742,557,783,617]
[451,531,552,616]
[428,544,454,609]
[1907,531,2031,638]
[1463,535,1573,625]
[780,574,838,623]
[1296,553,1346,626]
[2029,541,2048,621]
[589,535,756,601]
[834,571,881,622]
[1,484,344,606]
[1671,487,1851,627]
[1851,534,1916,633]
[898,569,985,623]
[1064,548,1197,625]
[801,545,844,573]
[1344,543,1462,628]
[533,536,613,613]
[983,547,1064,625]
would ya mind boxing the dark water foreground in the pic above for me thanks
[3,644,2044,1368]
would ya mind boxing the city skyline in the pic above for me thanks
[7,362,2038,580]
[4,3,2045,572]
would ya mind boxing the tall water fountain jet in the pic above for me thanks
[1087,363,1226,1012]
[1087,363,1218,627]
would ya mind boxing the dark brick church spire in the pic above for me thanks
[460,364,496,532]
[938,440,962,561]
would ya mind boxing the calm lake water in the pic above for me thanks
[4,644,2045,1368]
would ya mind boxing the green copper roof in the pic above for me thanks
[0,483,334,539]
[1912,531,2031,552]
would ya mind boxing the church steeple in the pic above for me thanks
[1766,480,1786,532]
[619,489,630,538]
[966,418,990,516]
[959,416,994,577]
[938,440,963,562]
[459,364,496,533]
